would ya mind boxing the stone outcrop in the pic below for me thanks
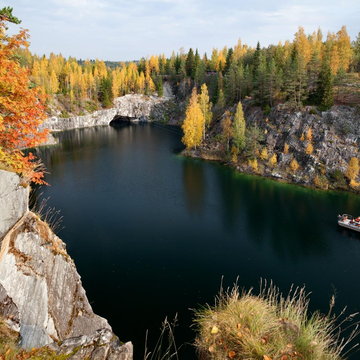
[0,170,29,239]
[42,93,171,132]
[201,100,360,190]
[0,170,132,359]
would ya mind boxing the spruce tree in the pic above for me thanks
[316,54,334,110]
[186,48,195,77]
[157,76,164,97]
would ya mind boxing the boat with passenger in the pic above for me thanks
[338,214,360,232]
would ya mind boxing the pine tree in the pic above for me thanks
[316,53,334,110]
[185,48,195,77]
[191,49,201,80]
[232,101,246,151]
[157,76,163,97]
[182,88,204,150]
[245,123,264,159]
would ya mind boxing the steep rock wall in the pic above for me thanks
[0,170,133,359]
[43,94,169,132]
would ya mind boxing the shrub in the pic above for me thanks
[268,153,277,167]
[305,143,313,155]
[309,107,317,115]
[264,104,271,115]
[290,159,299,173]
[194,282,360,360]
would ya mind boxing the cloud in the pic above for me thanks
[3,0,360,60]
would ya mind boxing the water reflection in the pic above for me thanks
[34,124,360,360]
[182,159,205,216]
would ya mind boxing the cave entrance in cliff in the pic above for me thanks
[110,115,137,125]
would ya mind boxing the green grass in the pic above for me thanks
[194,281,360,360]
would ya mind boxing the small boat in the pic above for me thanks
[338,214,360,232]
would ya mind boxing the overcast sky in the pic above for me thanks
[3,0,360,61]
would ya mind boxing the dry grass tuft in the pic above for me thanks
[194,280,360,360]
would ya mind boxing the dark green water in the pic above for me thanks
[35,123,360,359]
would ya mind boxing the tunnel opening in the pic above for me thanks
[110,115,137,125]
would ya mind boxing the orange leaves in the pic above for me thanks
[228,350,236,358]
[0,17,48,184]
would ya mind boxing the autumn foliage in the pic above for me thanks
[0,12,48,184]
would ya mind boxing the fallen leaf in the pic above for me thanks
[209,345,215,353]
[5,349,10,355]
[9,314,14,319]
[211,326,219,334]
[263,356,272,360]
[219,339,224,345]
[237,332,242,338]
[244,327,250,333]
[228,350,236,359]
[280,356,289,360]
[237,323,242,329]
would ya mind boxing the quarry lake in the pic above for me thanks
[35,123,360,359]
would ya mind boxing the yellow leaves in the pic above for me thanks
[269,153,277,167]
[300,133,304,141]
[211,326,219,334]
[248,158,258,172]
[228,350,236,358]
[260,147,268,160]
[290,159,300,173]
[284,143,289,154]
[346,157,360,181]
[182,87,204,150]
[305,143,313,155]
[306,128,312,141]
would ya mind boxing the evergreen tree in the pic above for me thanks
[99,77,113,108]
[253,53,267,107]
[224,48,234,74]
[245,123,264,159]
[232,101,246,151]
[157,76,164,97]
[316,54,334,110]
[252,41,261,76]
[186,48,195,77]
[191,48,201,80]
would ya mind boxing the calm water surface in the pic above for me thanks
[35,123,360,359]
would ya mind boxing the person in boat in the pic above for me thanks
[350,219,355,224]
[356,216,360,222]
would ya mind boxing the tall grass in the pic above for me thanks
[194,280,360,360]
[144,315,180,360]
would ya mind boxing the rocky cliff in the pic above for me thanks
[42,93,173,133]
[0,170,133,359]
[193,100,360,191]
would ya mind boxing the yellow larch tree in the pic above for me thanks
[182,88,204,150]
[260,147,268,160]
[269,153,277,167]
[306,127,312,141]
[284,143,289,154]
[294,26,312,64]
[49,70,58,95]
[305,143,313,154]
[290,159,300,173]
[346,157,360,181]
[337,25,352,71]
[198,83,212,139]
